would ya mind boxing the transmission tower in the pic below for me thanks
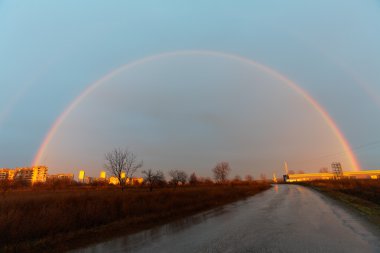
[331,162,343,179]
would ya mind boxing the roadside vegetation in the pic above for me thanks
[0,160,271,253]
[301,179,380,227]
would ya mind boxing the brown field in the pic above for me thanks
[0,183,270,252]
[305,179,380,205]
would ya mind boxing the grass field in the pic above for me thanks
[0,183,270,252]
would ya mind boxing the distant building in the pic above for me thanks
[31,166,48,183]
[99,171,106,180]
[78,170,85,183]
[14,168,34,182]
[285,171,380,182]
[47,173,74,181]
[285,172,335,182]
[8,170,16,180]
[282,162,380,182]
[73,169,144,185]
[109,176,119,185]
[0,166,47,184]
[0,169,10,180]
[127,177,144,185]
[108,176,144,185]
[84,176,94,184]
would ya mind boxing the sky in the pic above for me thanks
[1,1,380,179]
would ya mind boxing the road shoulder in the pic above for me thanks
[303,184,380,230]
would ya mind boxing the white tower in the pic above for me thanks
[284,161,289,175]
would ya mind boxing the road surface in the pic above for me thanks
[72,185,380,253]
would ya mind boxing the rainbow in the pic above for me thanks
[32,50,362,171]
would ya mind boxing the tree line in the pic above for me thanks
[0,148,263,194]
[105,148,260,192]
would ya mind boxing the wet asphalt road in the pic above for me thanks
[73,185,380,253]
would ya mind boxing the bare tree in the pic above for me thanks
[232,175,242,185]
[204,177,214,185]
[142,169,165,192]
[260,173,267,182]
[298,170,305,174]
[178,171,188,185]
[245,174,254,183]
[169,169,188,187]
[104,148,143,191]
[189,172,198,185]
[212,162,231,183]
[288,170,295,175]
[319,167,329,173]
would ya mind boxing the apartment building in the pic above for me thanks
[0,166,48,184]
[47,173,74,181]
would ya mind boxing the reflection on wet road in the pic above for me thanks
[72,185,380,253]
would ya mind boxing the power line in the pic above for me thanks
[290,139,380,167]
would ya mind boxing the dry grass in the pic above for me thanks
[0,183,270,252]
[306,179,380,205]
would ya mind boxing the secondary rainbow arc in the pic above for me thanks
[32,50,362,171]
